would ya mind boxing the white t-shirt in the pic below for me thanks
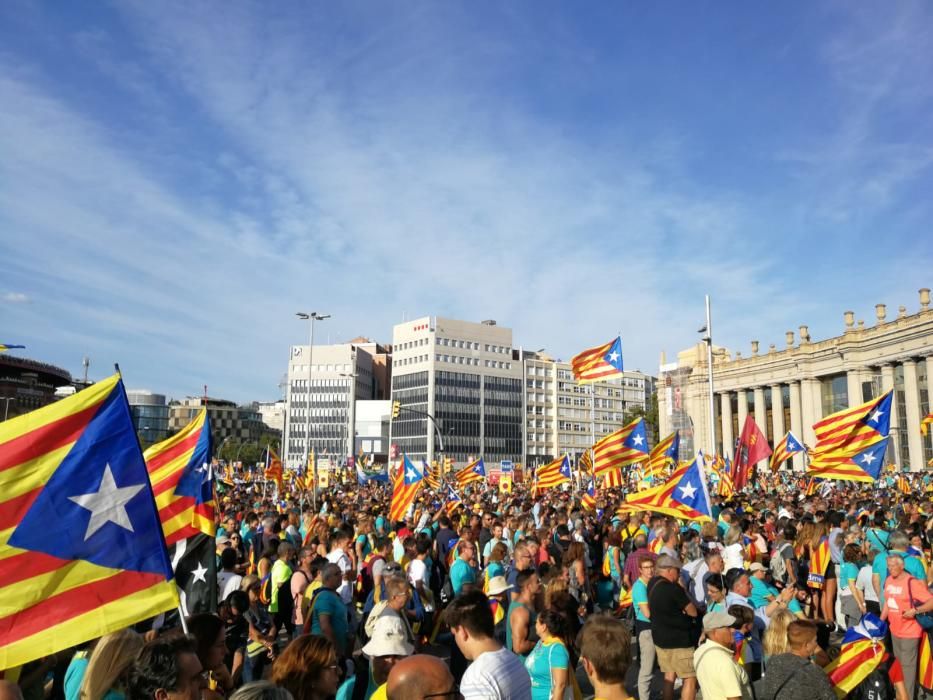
[722,543,745,572]
[218,571,242,601]
[857,563,880,603]
[407,558,429,589]
[461,647,532,700]
[327,548,353,604]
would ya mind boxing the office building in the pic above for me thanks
[390,317,523,464]
[168,396,263,445]
[126,390,170,444]
[522,351,655,467]
[0,354,72,421]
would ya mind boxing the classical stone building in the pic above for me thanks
[658,289,933,471]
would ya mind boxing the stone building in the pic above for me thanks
[658,289,933,471]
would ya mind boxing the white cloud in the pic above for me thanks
[2,292,29,303]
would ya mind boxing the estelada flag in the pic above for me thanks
[144,408,215,543]
[825,614,887,697]
[389,456,423,523]
[732,415,772,490]
[571,336,624,383]
[0,374,177,669]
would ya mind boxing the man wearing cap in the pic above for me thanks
[446,590,532,699]
[339,615,414,700]
[692,611,752,700]
[646,554,698,700]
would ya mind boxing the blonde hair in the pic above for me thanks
[544,576,569,610]
[762,608,795,658]
[79,629,144,700]
[724,524,743,547]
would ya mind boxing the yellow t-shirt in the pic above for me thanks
[370,683,388,700]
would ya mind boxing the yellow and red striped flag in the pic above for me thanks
[593,418,649,476]
[808,536,832,589]
[920,627,933,691]
[442,484,462,517]
[263,447,284,491]
[922,413,933,437]
[619,454,712,522]
[643,431,679,479]
[424,460,442,489]
[571,336,624,383]
[534,455,572,492]
[603,468,624,488]
[770,431,804,472]
[897,474,911,495]
[0,374,178,669]
[454,458,485,488]
[578,450,593,474]
[810,391,892,466]
[805,477,821,497]
[144,408,216,543]
[808,437,889,483]
[824,615,887,697]
[581,479,596,511]
[718,459,735,499]
[389,456,424,523]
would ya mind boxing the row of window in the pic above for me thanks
[397,355,429,366]
[436,338,511,354]
[292,363,355,373]
[433,354,513,369]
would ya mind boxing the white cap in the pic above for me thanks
[362,615,414,658]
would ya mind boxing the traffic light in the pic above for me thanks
[392,400,401,419]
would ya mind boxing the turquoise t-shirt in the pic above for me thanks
[310,589,349,649]
[749,576,775,608]
[632,578,650,622]
[375,516,387,533]
[64,655,89,700]
[865,528,890,552]
[336,669,376,700]
[485,561,505,580]
[872,551,926,592]
[451,558,476,595]
[526,640,569,700]
[356,534,372,559]
[840,561,860,593]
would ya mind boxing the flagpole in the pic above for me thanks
[705,295,716,456]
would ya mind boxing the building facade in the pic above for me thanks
[255,400,286,434]
[522,351,655,468]
[355,399,392,462]
[283,342,376,470]
[0,354,72,421]
[169,397,263,446]
[658,289,933,471]
[390,317,523,464]
[126,390,170,444]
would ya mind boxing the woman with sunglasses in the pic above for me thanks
[270,634,341,700]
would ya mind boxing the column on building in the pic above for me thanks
[846,368,863,408]
[880,364,900,470]
[902,359,924,472]
[927,355,933,463]
[736,389,748,436]
[753,387,769,471]
[800,379,818,453]
[770,383,785,445]
[789,382,804,471]
[720,392,734,456]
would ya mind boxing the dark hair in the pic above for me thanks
[579,615,630,685]
[373,535,390,552]
[727,605,753,626]
[186,613,224,668]
[828,511,845,527]
[705,574,726,593]
[309,556,328,578]
[782,524,797,542]
[515,568,537,591]
[220,547,238,570]
[537,609,570,641]
[127,632,198,699]
[415,538,432,557]
[843,543,862,564]
[444,591,495,639]
[725,568,748,591]
[226,590,249,614]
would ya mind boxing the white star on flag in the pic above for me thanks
[679,483,697,500]
[869,409,884,424]
[631,434,644,447]
[191,562,208,584]
[860,452,877,466]
[68,464,145,541]
[406,468,418,481]
[608,351,620,363]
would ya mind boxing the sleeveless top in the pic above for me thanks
[506,601,537,657]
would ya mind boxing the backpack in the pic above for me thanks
[355,554,385,604]
[259,572,273,606]
[770,542,793,584]
[440,575,454,606]
[278,570,308,623]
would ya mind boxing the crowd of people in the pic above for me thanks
[9,468,933,700]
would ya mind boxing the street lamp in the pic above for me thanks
[698,295,716,456]
[296,311,330,512]
[339,371,358,464]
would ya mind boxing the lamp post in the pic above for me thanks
[1,397,14,421]
[339,371,358,467]
[698,295,716,456]
[297,311,330,513]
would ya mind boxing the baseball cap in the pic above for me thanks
[216,535,230,545]
[362,615,415,658]
[655,554,683,570]
[703,610,738,632]
[749,562,767,573]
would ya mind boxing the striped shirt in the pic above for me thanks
[461,647,531,700]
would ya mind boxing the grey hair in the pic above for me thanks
[230,681,294,700]
[888,530,910,551]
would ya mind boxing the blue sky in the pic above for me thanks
[1,1,931,402]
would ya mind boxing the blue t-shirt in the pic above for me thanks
[310,589,349,649]
[526,640,569,700]
[749,576,776,609]
[632,578,650,623]
[451,558,476,595]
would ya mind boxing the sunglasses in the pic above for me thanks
[423,687,462,700]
